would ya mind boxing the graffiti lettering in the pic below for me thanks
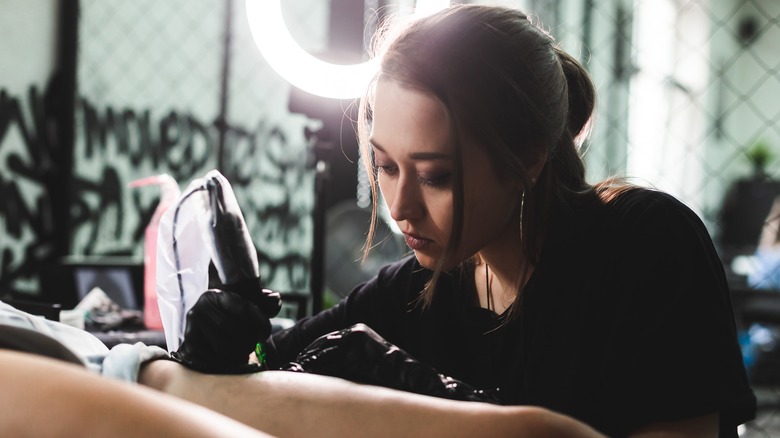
[222,120,313,290]
[80,100,213,181]
[1,86,314,297]
[73,99,313,292]
[0,87,57,294]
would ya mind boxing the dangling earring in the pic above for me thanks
[519,190,525,242]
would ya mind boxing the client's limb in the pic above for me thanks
[0,350,272,438]
[140,360,605,438]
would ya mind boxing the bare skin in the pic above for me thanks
[0,348,721,438]
[143,359,720,437]
[140,359,606,438]
[0,350,272,438]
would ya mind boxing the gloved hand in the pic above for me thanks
[169,170,282,374]
[171,285,281,374]
[284,323,501,404]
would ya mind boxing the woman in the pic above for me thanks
[172,5,755,436]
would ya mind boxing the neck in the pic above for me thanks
[479,238,525,295]
[476,259,522,315]
[475,199,539,313]
[476,230,539,310]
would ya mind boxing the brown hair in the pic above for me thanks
[358,5,597,315]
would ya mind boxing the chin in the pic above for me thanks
[413,251,461,271]
[413,251,438,270]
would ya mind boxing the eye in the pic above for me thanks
[419,172,452,187]
[375,164,399,177]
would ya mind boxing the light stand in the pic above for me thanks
[289,86,360,315]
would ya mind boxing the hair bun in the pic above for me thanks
[555,47,595,145]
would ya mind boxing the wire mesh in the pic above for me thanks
[72,0,322,294]
[1,0,778,432]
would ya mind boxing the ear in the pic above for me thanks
[527,153,548,186]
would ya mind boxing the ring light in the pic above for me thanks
[246,0,450,99]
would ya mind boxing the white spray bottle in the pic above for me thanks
[129,174,181,330]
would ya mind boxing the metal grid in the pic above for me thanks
[548,0,780,257]
[72,0,322,294]
[69,0,780,289]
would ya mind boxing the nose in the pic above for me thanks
[387,175,424,222]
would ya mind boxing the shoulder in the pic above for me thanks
[557,186,708,247]
[601,186,695,218]
[586,186,727,300]
[597,186,708,238]
[555,186,720,280]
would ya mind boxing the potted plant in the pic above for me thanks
[719,140,780,260]
[746,140,773,180]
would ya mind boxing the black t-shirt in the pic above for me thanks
[269,188,756,436]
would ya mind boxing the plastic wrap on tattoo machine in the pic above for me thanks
[157,169,263,352]
[156,174,213,352]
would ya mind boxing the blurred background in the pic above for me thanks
[1,0,780,431]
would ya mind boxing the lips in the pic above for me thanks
[403,232,432,251]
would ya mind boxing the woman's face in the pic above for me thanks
[370,79,522,269]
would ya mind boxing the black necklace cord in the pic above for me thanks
[485,263,493,312]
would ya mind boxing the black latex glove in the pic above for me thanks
[170,171,282,374]
[284,323,501,404]
[171,285,281,374]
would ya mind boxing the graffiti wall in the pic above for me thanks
[0,87,59,294]
[71,0,321,293]
[0,0,61,295]
[70,97,315,292]
[0,0,324,298]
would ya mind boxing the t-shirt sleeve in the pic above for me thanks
[600,191,756,434]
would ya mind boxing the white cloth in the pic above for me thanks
[0,299,107,372]
[102,342,169,382]
[0,299,168,382]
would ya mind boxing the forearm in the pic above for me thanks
[0,350,271,438]
[140,360,604,438]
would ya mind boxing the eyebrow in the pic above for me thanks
[370,139,452,161]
